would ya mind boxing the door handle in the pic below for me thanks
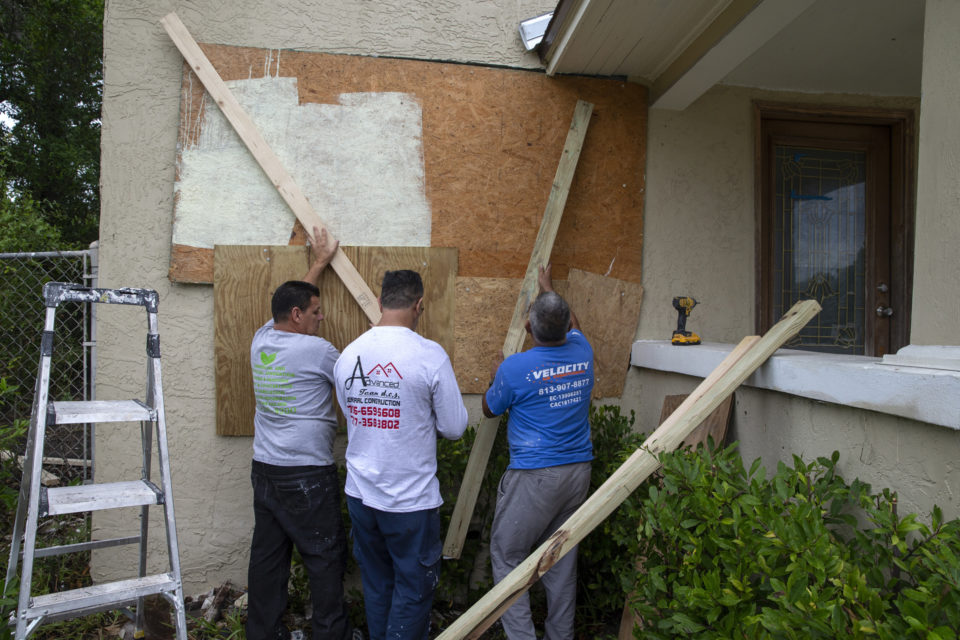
[876,306,893,317]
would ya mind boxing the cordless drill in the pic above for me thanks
[671,296,701,345]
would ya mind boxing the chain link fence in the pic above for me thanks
[0,245,98,485]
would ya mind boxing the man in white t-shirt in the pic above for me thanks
[334,269,468,640]
[247,228,355,640]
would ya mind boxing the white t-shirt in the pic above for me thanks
[250,319,340,466]
[334,325,468,512]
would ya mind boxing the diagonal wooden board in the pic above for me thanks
[161,12,381,323]
[214,245,457,436]
[435,299,821,639]
[443,100,594,559]
[617,393,734,640]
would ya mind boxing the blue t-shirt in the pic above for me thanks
[485,329,594,470]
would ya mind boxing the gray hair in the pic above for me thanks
[529,292,570,343]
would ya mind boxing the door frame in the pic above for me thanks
[753,102,915,355]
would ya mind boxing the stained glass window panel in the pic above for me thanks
[773,146,866,354]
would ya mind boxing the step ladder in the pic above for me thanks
[5,283,187,640]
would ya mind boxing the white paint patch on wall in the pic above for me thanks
[173,74,431,248]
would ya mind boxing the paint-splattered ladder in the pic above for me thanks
[5,283,186,640]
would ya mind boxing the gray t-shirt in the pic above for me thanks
[250,319,340,466]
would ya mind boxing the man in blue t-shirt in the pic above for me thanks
[482,264,594,640]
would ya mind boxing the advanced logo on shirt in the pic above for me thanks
[343,355,402,430]
[525,361,590,384]
[367,362,403,379]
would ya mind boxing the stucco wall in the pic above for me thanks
[910,0,960,345]
[620,368,960,522]
[637,84,920,345]
[97,0,555,591]
[625,52,960,524]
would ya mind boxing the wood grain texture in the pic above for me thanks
[454,280,570,395]
[214,245,302,436]
[454,270,642,397]
[162,13,380,322]
[443,102,593,559]
[214,245,457,436]
[502,100,593,356]
[170,45,646,286]
[564,268,643,398]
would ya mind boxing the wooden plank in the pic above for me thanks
[617,392,734,640]
[214,245,457,436]
[160,12,381,323]
[435,299,821,639]
[442,100,594,559]
[563,268,643,398]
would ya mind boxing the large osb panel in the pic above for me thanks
[455,270,642,396]
[563,268,644,398]
[171,46,646,285]
[214,245,456,436]
[455,277,567,393]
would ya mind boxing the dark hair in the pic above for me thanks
[528,292,570,343]
[380,270,424,310]
[272,280,320,322]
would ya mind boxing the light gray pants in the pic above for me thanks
[489,462,592,640]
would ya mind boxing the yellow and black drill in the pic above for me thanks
[671,296,701,345]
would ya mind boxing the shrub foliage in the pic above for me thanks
[628,443,960,639]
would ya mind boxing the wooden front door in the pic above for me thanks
[756,105,913,357]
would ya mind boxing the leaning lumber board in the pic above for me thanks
[442,100,594,559]
[160,12,380,323]
[616,392,734,640]
[436,298,821,639]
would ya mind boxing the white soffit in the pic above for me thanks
[546,0,734,80]
[650,0,817,110]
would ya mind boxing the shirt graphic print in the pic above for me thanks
[341,355,403,430]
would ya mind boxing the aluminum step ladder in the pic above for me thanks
[5,283,186,640]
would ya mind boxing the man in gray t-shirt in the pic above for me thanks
[246,228,354,640]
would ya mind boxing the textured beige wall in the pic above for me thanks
[97,0,555,591]
[910,0,960,345]
[626,60,960,526]
[620,368,960,522]
[637,85,919,345]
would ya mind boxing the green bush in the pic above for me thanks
[628,444,960,639]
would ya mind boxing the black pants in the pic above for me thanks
[246,461,350,640]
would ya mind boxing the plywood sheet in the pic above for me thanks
[171,46,646,285]
[214,245,457,436]
[564,268,644,398]
[455,277,573,394]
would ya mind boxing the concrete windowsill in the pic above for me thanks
[630,341,960,430]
